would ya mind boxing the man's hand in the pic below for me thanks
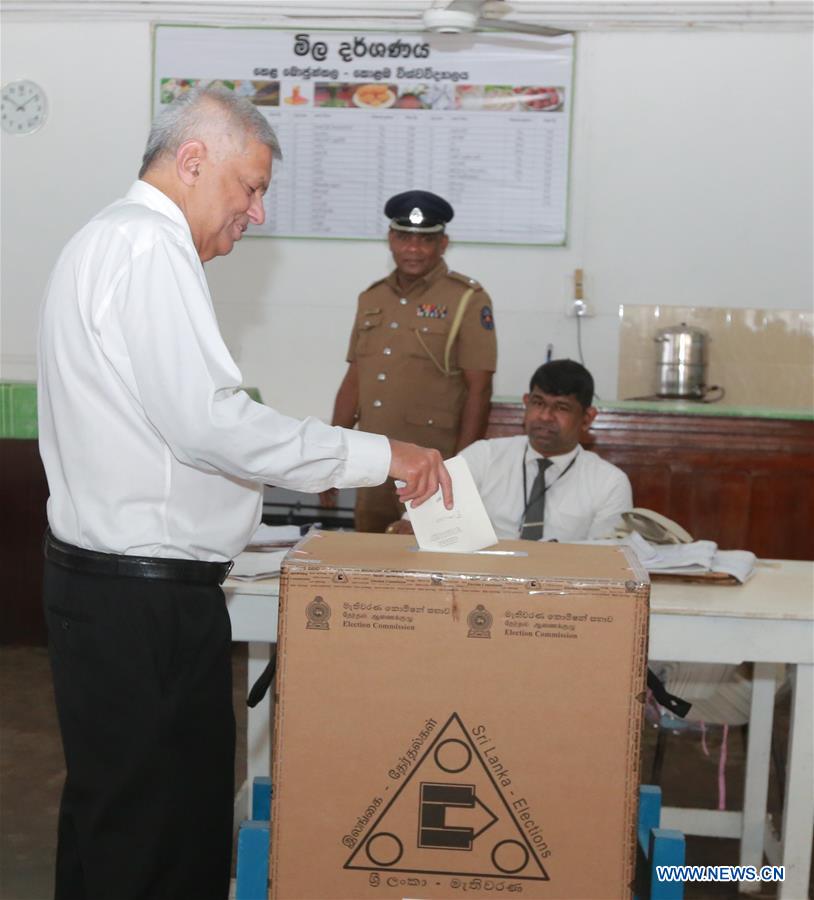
[385,518,414,535]
[388,440,453,510]
[319,488,338,509]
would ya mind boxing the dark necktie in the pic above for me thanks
[520,458,554,541]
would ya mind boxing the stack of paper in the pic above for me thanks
[246,523,303,550]
[622,533,756,583]
[229,549,289,582]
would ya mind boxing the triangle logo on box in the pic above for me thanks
[344,713,550,881]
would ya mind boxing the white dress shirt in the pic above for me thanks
[38,181,390,561]
[459,434,632,541]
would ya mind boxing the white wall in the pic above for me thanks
[2,15,812,419]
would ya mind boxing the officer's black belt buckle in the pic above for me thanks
[43,529,234,587]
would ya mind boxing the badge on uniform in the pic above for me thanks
[417,304,448,319]
[480,306,494,330]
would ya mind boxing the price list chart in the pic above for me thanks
[154,28,574,245]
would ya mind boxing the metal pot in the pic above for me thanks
[654,323,708,399]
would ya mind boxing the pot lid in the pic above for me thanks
[655,321,708,339]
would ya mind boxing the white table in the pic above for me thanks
[649,561,813,899]
[224,560,814,900]
[225,579,280,826]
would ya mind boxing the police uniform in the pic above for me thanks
[347,191,497,532]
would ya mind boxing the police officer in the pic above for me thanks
[321,190,497,532]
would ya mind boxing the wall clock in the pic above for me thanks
[2,80,48,135]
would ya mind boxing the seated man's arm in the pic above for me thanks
[587,469,634,539]
[455,369,493,454]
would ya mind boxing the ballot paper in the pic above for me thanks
[406,456,498,553]
[229,549,288,581]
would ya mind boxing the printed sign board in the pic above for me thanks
[153,27,574,244]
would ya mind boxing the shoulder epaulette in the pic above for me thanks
[447,270,482,291]
[362,275,389,293]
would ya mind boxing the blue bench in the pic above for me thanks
[235,777,272,900]
[637,785,686,900]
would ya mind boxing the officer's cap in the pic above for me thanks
[385,190,454,234]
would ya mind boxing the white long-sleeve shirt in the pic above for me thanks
[38,181,390,561]
[459,434,632,541]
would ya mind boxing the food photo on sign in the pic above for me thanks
[351,83,398,108]
[283,84,309,106]
[159,76,281,107]
[454,83,564,112]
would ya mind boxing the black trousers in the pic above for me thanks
[43,560,235,900]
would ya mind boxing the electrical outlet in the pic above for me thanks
[564,268,594,317]
[564,298,594,317]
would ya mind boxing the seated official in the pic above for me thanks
[391,359,632,541]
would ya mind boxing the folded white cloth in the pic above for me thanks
[573,532,756,583]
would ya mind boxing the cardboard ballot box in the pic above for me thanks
[270,532,649,900]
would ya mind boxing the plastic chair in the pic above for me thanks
[648,662,787,810]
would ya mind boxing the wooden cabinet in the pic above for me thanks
[487,403,814,561]
[0,440,49,644]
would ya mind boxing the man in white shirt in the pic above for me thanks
[38,87,451,900]
[463,360,632,541]
[392,359,631,541]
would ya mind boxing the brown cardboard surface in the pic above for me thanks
[271,534,649,900]
[286,531,640,583]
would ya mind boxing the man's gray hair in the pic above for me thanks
[139,86,282,178]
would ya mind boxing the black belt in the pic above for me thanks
[44,530,234,586]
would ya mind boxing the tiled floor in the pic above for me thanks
[0,645,805,900]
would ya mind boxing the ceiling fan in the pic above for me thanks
[422,0,571,37]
